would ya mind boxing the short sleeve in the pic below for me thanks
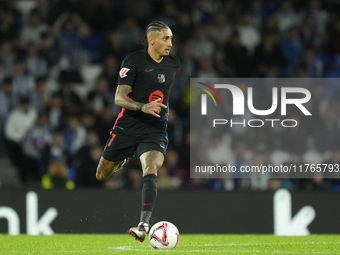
[117,54,137,87]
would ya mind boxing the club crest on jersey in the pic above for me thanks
[157,74,166,83]
[119,68,130,78]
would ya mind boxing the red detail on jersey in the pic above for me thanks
[108,133,116,146]
[112,89,132,130]
[128,89,132,98]
[149,90,164,103]
[143,203,152,206]
[112,108,125,130]
[119,68,130,78]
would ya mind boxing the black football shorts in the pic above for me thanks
[102,129,169,162]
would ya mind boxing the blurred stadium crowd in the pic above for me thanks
[0,0,340,191]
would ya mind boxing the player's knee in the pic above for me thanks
[96,168,107,181]
[144,164,161,175]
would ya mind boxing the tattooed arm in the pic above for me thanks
[115,85,167,118]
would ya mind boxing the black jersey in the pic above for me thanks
[113,48,180,135]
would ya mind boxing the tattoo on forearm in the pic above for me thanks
[120,85,131,95]
[116,85,140,111]
[142,103,151,112]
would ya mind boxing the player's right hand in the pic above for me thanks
[142,98,167,118]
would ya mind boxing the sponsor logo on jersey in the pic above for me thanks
[145,68,154,72]
[119,68,130,78]
[149,90,164,103]
[157,74,166,83]
[159,144,165,149]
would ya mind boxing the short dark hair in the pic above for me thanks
[142,21,169,46]
[20,96,30,104]
[3,77,13,85]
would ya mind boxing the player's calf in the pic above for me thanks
[140,151,164,176]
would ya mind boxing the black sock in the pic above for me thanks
[140,174,157,224]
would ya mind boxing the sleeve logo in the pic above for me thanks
[119,68,130,78]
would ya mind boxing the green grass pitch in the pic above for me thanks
[1,234,339,254]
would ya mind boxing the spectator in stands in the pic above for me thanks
[263,15,279,35]
[80,111,96,131]
[74,129,100,167]
[0,8,19,44]
[279,26,304,73]
[300,14,319,47]
[190,26,214,61]
[22,113,51,183]
[237,12,261,55]
[282,115,308,155]
[275,0,301,33]
[299,46,324,77]
[101,30,125,63]
[30,76,49,112]
[75,144,103,188]
[157,166,181,190]
[212,47,234,77]
[55,71,82,114]
[178,43,197,82]
[254,32,286,77]
[0,77,17,154]
[100,55,119,91]
[118,17,142,53]
[207,12,232,46]
[250,151,269,191]
[0,40,16,77]
[87,75,114,114]
[95,106,116,146]
[0,77,17,119]
[308,0,329,35]
[164,148,186,186]
[39,32,57,67]
[63,115,86,156]
[160,3,180,30]
[313,106,340,153]
[52,12,92,69]
[327,19,340,57]
[125,166,143,190]
[176,12,193,43]
[21,8,49,46]
[225,31,254,77]
[324,148,340,190]
[12,58,35,97]
[47,93,64,129]
[25,42,47,77]
[197,59,218,78]
[41,161,75,190]
[267,178,281,192]
[4,96,37,182]
[47,128,68,163]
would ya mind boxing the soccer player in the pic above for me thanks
[96,21,180,242]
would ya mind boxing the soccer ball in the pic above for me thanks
[149,221,179,249]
